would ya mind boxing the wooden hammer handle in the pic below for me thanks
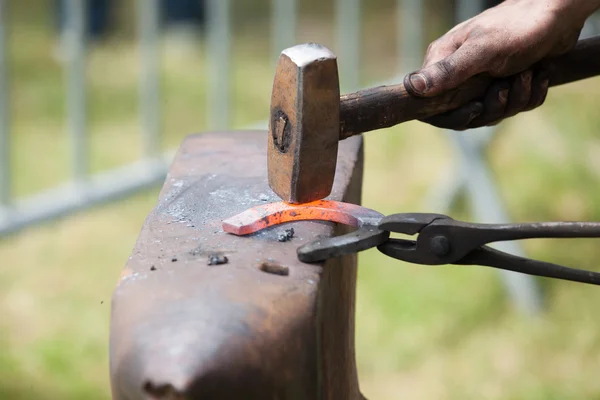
[339,35,600,140]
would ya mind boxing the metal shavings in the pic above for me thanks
[208,254,228,266]
[277,228,295,242]
[258,260,289,276]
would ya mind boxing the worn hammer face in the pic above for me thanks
[268,43,340,204]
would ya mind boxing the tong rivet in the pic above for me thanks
[430,235,450,257]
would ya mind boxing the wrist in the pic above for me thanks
[550,0,600,24]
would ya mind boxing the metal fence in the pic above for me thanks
[0,0,408,235]
[0,0,599,312]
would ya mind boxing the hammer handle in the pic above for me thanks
[339,35,600,140]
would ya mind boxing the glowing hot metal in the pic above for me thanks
[222,200,389,262]
[222,200,383,235]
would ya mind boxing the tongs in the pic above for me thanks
[223,201,600,286]
[375,213,600,285]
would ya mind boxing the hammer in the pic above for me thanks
[268,36,600,204]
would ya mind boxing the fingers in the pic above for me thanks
[421,102,483,131]
[420,69,550,131]
[503,70,532,118]
[468,69,549,128]
[468,80,510,128]
[524,70,550,111]
[405,43,489,98]
[421,37,459,69]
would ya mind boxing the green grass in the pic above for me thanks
[2,1,600,399]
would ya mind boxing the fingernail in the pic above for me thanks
[498,89,509,103]
[409,73,429,94]
[541,78,549,90]
[521,70,532,85]
[468,103,483,121]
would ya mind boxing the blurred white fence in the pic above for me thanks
[0,0,599,312]
[0,0,427,236]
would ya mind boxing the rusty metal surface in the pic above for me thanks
[267,43,340,204]
[110,130,366,400]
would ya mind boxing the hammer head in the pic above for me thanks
[268,43,340,204]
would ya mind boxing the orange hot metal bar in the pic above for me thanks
[222,200,383,235]
[222,200,390,263]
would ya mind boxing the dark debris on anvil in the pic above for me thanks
[277,228,295,242]
[258,260,289,276]
[207,253,228,266]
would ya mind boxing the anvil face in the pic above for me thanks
[110,131,367,399]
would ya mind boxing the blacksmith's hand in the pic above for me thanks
[404,0,600,130]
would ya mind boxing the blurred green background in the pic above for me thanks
[1,0,600,399]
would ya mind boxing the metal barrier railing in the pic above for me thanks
[433,0,544,314]
[0,0,9,210]
[0,0,173,235]
[0,0,599,310]
[0,0,367,235]
[427,3,600,315]
[137,0,161,160]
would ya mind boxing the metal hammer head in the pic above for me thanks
[268,43,340,204]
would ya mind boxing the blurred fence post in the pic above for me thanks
[336,0,361,91]
[451,129,544,314]
[64,0,88,187]
[137,0,162,161]
[398,0,424,75]
[427,0,544,315]
[582,11,600,38]
[0,0,9,208]
[206,0,230,130]
[272,0,297,63]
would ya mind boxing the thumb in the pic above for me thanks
[404,46,483,97]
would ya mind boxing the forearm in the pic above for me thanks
[549,0,600,24]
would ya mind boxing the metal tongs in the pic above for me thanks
[223,201,600,286]
[374,213,600,285]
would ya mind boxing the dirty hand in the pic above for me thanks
[405,0,600,130]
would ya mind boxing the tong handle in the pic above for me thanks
[470,221,600,240]
[459,246,600,286]
[428,220,600,261]
[378,214,600,285]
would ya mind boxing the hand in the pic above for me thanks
[421,69,550,130]
[405,0,600,130]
